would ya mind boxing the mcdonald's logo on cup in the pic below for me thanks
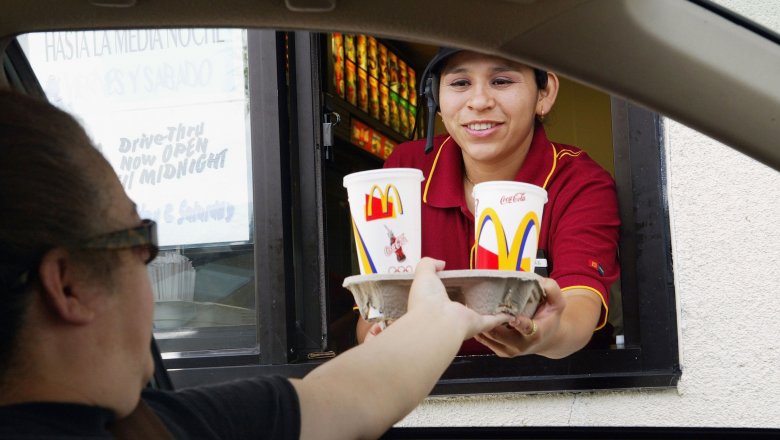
[365,184,403,221]
[473,182,548,272]
[344,168,423,274]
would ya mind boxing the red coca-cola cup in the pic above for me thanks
[472,181,548,272]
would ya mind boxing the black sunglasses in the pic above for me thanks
[4,219,159,293]
[80,219,159,264]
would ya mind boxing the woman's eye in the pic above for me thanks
[492,78,515,87]
[447,79,470,89]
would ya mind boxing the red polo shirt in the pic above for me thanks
[384,125,620,354]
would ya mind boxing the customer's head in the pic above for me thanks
[0,90,156,415]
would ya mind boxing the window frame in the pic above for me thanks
[167,92,681,394]
[166,33,681,393]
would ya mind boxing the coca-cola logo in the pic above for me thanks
[384,232,408,256]
[500,192,526,205]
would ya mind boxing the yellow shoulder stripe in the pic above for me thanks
[557,149,583,160]
[542,145,584,189]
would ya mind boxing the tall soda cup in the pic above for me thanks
[473,181,548,272]
[343,168,424,274]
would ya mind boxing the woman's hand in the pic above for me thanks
[474,278,600,359]
[362,321,386,343]
[474,277,566,357]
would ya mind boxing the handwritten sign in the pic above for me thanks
[20,29,251,246]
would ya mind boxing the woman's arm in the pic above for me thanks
[291,258,510,440]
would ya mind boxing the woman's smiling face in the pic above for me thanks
[437,51,546,167]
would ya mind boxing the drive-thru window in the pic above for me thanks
[16,29,679,393]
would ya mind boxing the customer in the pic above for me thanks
[0,90,510,439]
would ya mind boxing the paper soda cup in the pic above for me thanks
[343,168,424,274]
[473,181,548,272]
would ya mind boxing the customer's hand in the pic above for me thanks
[407,258,512,340]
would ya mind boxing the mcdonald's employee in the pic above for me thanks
[356,48,620,359]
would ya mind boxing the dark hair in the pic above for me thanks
[0,90,116,377]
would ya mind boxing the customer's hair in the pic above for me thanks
[0,90,116,377]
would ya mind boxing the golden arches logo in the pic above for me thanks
[365,184,404,221]
[475,208,539,272]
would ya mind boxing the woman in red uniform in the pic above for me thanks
[358,48,620,359]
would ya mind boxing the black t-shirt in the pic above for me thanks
[0,375,300,439]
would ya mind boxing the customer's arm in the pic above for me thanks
[291,258,510,440]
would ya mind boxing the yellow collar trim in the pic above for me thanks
[541,143,558,190]
[422,136,452,204]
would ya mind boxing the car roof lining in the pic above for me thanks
[0,0,778,171]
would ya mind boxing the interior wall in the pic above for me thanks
[546,76,614,176]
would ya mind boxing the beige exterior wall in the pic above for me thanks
[399,0,780,428]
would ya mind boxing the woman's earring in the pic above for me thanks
[537,108,546,122]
